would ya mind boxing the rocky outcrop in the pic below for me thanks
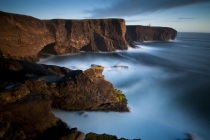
[0,11,127,61]
[126,25,177,43]
[0,58,129,111]
[0,58,128,139]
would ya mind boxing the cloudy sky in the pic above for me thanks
[1,0,210,32]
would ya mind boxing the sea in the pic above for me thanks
[38,32,210,140]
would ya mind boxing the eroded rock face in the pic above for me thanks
[0,11,178,61]
[0,58,128,139]
[44,19,127,53]
[0,11,127,61]
[0,58,129,111]
[0,11,52,62]
[54,66,128,111]
[126,25,177,43]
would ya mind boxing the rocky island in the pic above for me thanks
[0,11,177,139]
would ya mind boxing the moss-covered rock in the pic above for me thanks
[85,132,127,140]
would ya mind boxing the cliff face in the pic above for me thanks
[0,11,127,60]
[0,11,52,61]
[43,18,127,53]
[0,11,178,61]
[126,25,177,43]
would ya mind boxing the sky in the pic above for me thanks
[0,0,210,33]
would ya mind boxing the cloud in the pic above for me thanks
[177,17,196,20]
[86,0,210,18]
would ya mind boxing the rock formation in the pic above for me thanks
[0,58,128,139]
[0,11,177,62]
[126,25,177,43]
[0,93,84,140]
[0,11,127,61]
[0,58,128,111]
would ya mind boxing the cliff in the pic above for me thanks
[0,11,177,61]
[0,11,127,61]
[126,25,177,43]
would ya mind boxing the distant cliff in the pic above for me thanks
[126,25,177,43]
[0,11,127,61]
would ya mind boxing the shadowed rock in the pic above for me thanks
[0,93,84,140]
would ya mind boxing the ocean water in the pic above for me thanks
[38,32,210,140]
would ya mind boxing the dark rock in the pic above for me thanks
[85,132,130,140]
[111,65,129,69]
[85,133,118,140]
[91,64,103,68]
[0,93,84,140]
[0,83,30,105]
[184,133,197,140]
[126,25,177,44]
[0,58,129,139]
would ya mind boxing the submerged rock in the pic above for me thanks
[111,65,129,69]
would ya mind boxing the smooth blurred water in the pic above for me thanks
[38,32,210,140]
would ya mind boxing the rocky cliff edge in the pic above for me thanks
[0,11,127,61]
[0,11,177,61]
